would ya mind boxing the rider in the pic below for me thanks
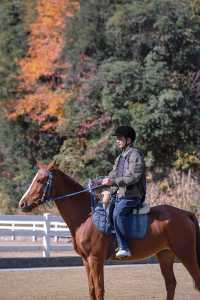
[102,125,146,258]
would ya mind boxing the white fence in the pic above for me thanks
[0,214,73,257]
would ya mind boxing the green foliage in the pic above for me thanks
[0,0,35,100]
[105,1,156,60]
[174,151,200,171]
[130,89,194,163]
[143,52,170,95]
[64,0,114,62]
[0,0,45,212]
[100,60,142,116]
[61,0,200,180]
[1,0,200,212]
[0,109,34,209]
[0,109,63,209]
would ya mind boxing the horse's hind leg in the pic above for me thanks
[175,248,200,291]
[157,250,176,300]
[169,219,200,291]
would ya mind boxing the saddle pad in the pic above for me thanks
[92,202,149,239]
[120,214,149,239]
[132,203,150,214]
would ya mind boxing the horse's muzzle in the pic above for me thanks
[19,202,33,212]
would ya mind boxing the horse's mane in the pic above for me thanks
[55,168,84,191]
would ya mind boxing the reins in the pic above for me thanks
[38,172,104,206]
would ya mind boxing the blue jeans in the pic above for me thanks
[113,197,141,250]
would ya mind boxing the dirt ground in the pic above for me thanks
[0,264,199,300]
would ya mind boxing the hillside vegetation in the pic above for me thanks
[0,0,199,214]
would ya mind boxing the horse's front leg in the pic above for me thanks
[82,257,96,300]
[88,255,105,300]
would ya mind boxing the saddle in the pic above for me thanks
[92,195,150,239]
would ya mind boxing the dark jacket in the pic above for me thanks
[108,146,146,199]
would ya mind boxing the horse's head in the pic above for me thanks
[19,161,56,212]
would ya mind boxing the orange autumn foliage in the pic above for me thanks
[9,0,79,130]
[10,86,72,130]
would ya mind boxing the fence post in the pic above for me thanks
[32,223,36,242]
[54,222,59,243]
[11,223,15,241]
[43,213,50,257]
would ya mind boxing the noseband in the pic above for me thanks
[39,172,53,205]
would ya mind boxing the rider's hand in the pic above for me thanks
[102,177,113,186]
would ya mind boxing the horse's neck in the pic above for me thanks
[53,170,91,236]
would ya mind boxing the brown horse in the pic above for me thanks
[19,162,200,300]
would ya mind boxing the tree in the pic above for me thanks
[0,0,33,101]
[0,0,37,210]
[59,0,200,180]
[8,0,79,130]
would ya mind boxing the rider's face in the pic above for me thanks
[116,136,131,149]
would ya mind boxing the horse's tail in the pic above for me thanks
[189,212,200,270]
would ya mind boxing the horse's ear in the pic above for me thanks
[37,161,48,170]
[48,160,59,171]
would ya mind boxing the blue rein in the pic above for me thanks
[37,172,102,208]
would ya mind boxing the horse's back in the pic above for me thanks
[149,204,193,221]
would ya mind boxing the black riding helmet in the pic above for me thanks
[113,125,136,142]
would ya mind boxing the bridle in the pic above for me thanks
[39,172,53,205]
[22,171,103,211]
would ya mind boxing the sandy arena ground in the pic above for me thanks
[0,264,199,300]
